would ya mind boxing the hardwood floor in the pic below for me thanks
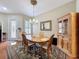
[0,41,8,59]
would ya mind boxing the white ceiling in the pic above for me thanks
[0,0,73,16]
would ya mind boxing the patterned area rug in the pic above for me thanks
[7,41,68,59]
[7,43,49,59]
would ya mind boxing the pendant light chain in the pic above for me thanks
[33,5,34,17]
[30,0,38,24]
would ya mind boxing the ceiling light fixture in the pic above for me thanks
[3,7,7,10]
[0,6,7,11]
[2,7,7,10]
[30,0,38,24]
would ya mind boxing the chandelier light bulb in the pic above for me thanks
[33,18,36,22]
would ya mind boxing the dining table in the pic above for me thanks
[27,36,50,43]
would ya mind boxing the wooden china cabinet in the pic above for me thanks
[52,13,79,59]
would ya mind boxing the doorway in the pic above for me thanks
[0,22,2,42]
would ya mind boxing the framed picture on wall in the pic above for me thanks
[40,20,52,31]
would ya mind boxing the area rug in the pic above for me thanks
[7,44,49,59]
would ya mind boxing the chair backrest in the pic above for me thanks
[40,35,54,48]
[39,32,45,39]
[47,34,55,52]
[52,34,58,46]
[21,34,28,46]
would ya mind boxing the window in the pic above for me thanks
[11,20,16,38]
[25,20,32,39]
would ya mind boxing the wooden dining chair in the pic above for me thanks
[47,39,52,59]
[21,34,29,52]
[41,35,54,59]
[22,34,33,53]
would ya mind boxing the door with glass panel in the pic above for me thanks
[25,20,32,40]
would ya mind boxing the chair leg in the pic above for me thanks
[23,45,25,53]
[47,48,52,59]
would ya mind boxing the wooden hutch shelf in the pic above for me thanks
[56,13,79,59]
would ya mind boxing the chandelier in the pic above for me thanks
[30,0,38,24]
[31,0,37,5]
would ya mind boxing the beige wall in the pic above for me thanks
[0,13,28,40]
[0,0,76,39]
[0,14,7,32]
[76,0,79,12]
[33,0,76,37]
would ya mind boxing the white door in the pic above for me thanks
[8,19,17,40]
